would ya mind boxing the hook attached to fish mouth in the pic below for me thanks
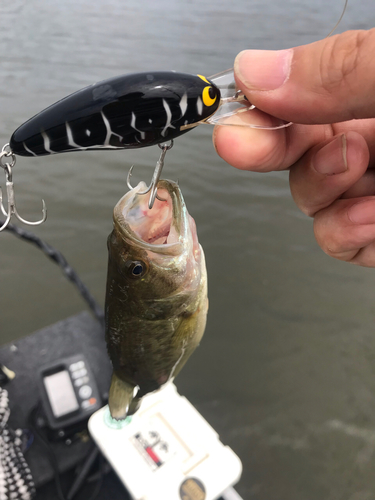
[127,140,174,210]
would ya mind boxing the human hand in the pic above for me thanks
[214,30,375,266]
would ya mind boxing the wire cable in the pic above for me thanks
[2,221,105,328]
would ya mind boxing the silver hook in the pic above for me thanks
[0,144,47,232]
[127,140,174,209]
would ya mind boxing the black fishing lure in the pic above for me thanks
[10,72,221,157]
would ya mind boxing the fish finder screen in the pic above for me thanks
[43,370,79,418]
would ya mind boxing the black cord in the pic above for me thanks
[28,405,66,500]
[67,446,99,500]
[2,221,105,328]
[82,454,105,500]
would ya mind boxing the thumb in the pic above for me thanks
[235,30,375,124]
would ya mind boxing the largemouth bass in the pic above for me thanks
[105,179,208,420]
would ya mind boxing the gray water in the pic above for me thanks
[1,1,375,499]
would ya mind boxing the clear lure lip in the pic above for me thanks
[200,68,293,131]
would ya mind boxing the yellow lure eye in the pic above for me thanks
[202,86,217,107]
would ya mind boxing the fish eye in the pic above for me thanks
[202,86,217,107]
[124,260,147,279]
[132,263,143,275]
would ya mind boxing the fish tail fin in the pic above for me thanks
[108,372,136,420]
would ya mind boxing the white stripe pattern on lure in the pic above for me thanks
[130,112,145,140]
[66,121,82,149]
[179,93,188,117]
[196,96,203,116]
[41,130,55,154]
[65,112,123,151]
[101,111,124,145]
[161,99,175,137]
[23,142,37,156]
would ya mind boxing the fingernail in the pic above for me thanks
[348,199,375,225]
[235,49,293,91]
[313,134,348,175]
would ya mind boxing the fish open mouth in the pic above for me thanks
[114,180,200,260]
[123,186,180,246]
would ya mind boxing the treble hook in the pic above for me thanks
[0,145,47,232]
[127,140,174,209]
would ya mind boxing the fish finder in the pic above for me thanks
[38,354,101,433]
[89,383,243,500]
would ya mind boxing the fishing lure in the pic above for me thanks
[10,72,217,156]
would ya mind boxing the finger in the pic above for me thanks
[335,119,375,165]
[289,131,370,216]
[213,118,329,172]
[314,196,375,267]
[342,169,375,199]
[213,117,375,173]
[234,29,375,124]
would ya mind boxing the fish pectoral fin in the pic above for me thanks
[108,372,136,420]
[127,397,141,416]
